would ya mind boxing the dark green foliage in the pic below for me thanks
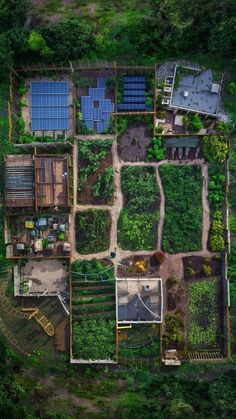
[75,210,111,254]
[78,139,113,195]
[209,210,225,252]
[202,135,228,163]
[188,279,218,349]
[71,258,114,281]
[183,114,203,132]
[118,166,159,250]
[42,19,94,61]
[92,166,114,200]
[146,137,164,161]
[208,165,225,211]
[159,164,202,253]
[73,319,115,360]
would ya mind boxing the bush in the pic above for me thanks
[153,251,165,264]
[202,135,228,163]
[227,82,236,95]
[191,114,203,132]
[187,267,196,277]
[209,211,225,252]
[202,264,212,276]
[146,136,164,161]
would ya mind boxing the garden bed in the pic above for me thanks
[118,324,160,361]
[75,210,111,254]
[71,258,116,361]
[118,121,152,162]
[183,256,221,280]
[117,254,161,277]
[77,139,114,205]
[118,166,160,251]
[159,164,202,253]
[187,278,223,350]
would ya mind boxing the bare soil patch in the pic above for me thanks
[118,122,152,162]
[183,256,221,280]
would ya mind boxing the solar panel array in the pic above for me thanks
[81,78,114,133]
[118,75,150,112]
[30,81,69,131]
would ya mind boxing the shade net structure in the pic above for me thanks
[30,81,69,131]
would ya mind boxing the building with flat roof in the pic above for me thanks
[116,278,163,323]
[170,65,222,116]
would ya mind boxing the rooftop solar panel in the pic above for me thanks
[97,78,107,88]
[31,94,68,107]
[84,120,94,130]
[123,90,146,97]
[124,76,146,83]
[31,118,69,131]
[31,81,68,94]
[123,97,145,103]
[31,107,69,119]
[100,99,114,112]
[117,103,146,111]
[89,88,105,100]
[123,83,146,90]
[30,81,69,131]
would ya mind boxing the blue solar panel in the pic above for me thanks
[31,107,68,119]
[31,95,68,107]
[124,90,146,97]
[31,119,69,131]
[30,81,69,131]
[124,76,145,83]
[31,81,68,94]
[101,113,110,123]
[84,120,94,130]
[89,88,105,100]
[123,83,146,90]
[82,108,93,120]
[123,97,145,103]
[81,96,93,108]
[100,99,114,112]
[97,78,107,88]
[117,103,146,110]
[93,109,102,121]
[97,121,109,133]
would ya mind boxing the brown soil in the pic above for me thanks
[78,148,113,205]
[118,122,152,162]
[117,255,160,278]
[76,69,115,103]
[183,255,221,280]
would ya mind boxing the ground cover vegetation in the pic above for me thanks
[75,210,111,254]
[71,259,116,360]
[146,136,164,161]
[78,139,114,204]
[188,279,219,349]
[202,135,228,164]
[159,165,202,253]
[118,166,159,250]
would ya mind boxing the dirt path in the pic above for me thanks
[72,138,211,282]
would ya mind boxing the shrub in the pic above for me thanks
[154,251,165,264]
[146,136,164,161]
[191,114,203,132]
[202,264,212,276]
[187,267,196,277]
[202,135,228,163]
[227,82,236,95]
[209,210,225,252]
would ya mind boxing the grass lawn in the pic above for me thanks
[159,164,202,253]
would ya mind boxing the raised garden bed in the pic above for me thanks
[118,324,160,361]
[78,139,114,205]
[118,166,159,251]
[75,210,111,254]
[71,257,116,360]
[117,254,161,277]
[188,278,222,350]
[159,164,202,253]
[183,256,221,280]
